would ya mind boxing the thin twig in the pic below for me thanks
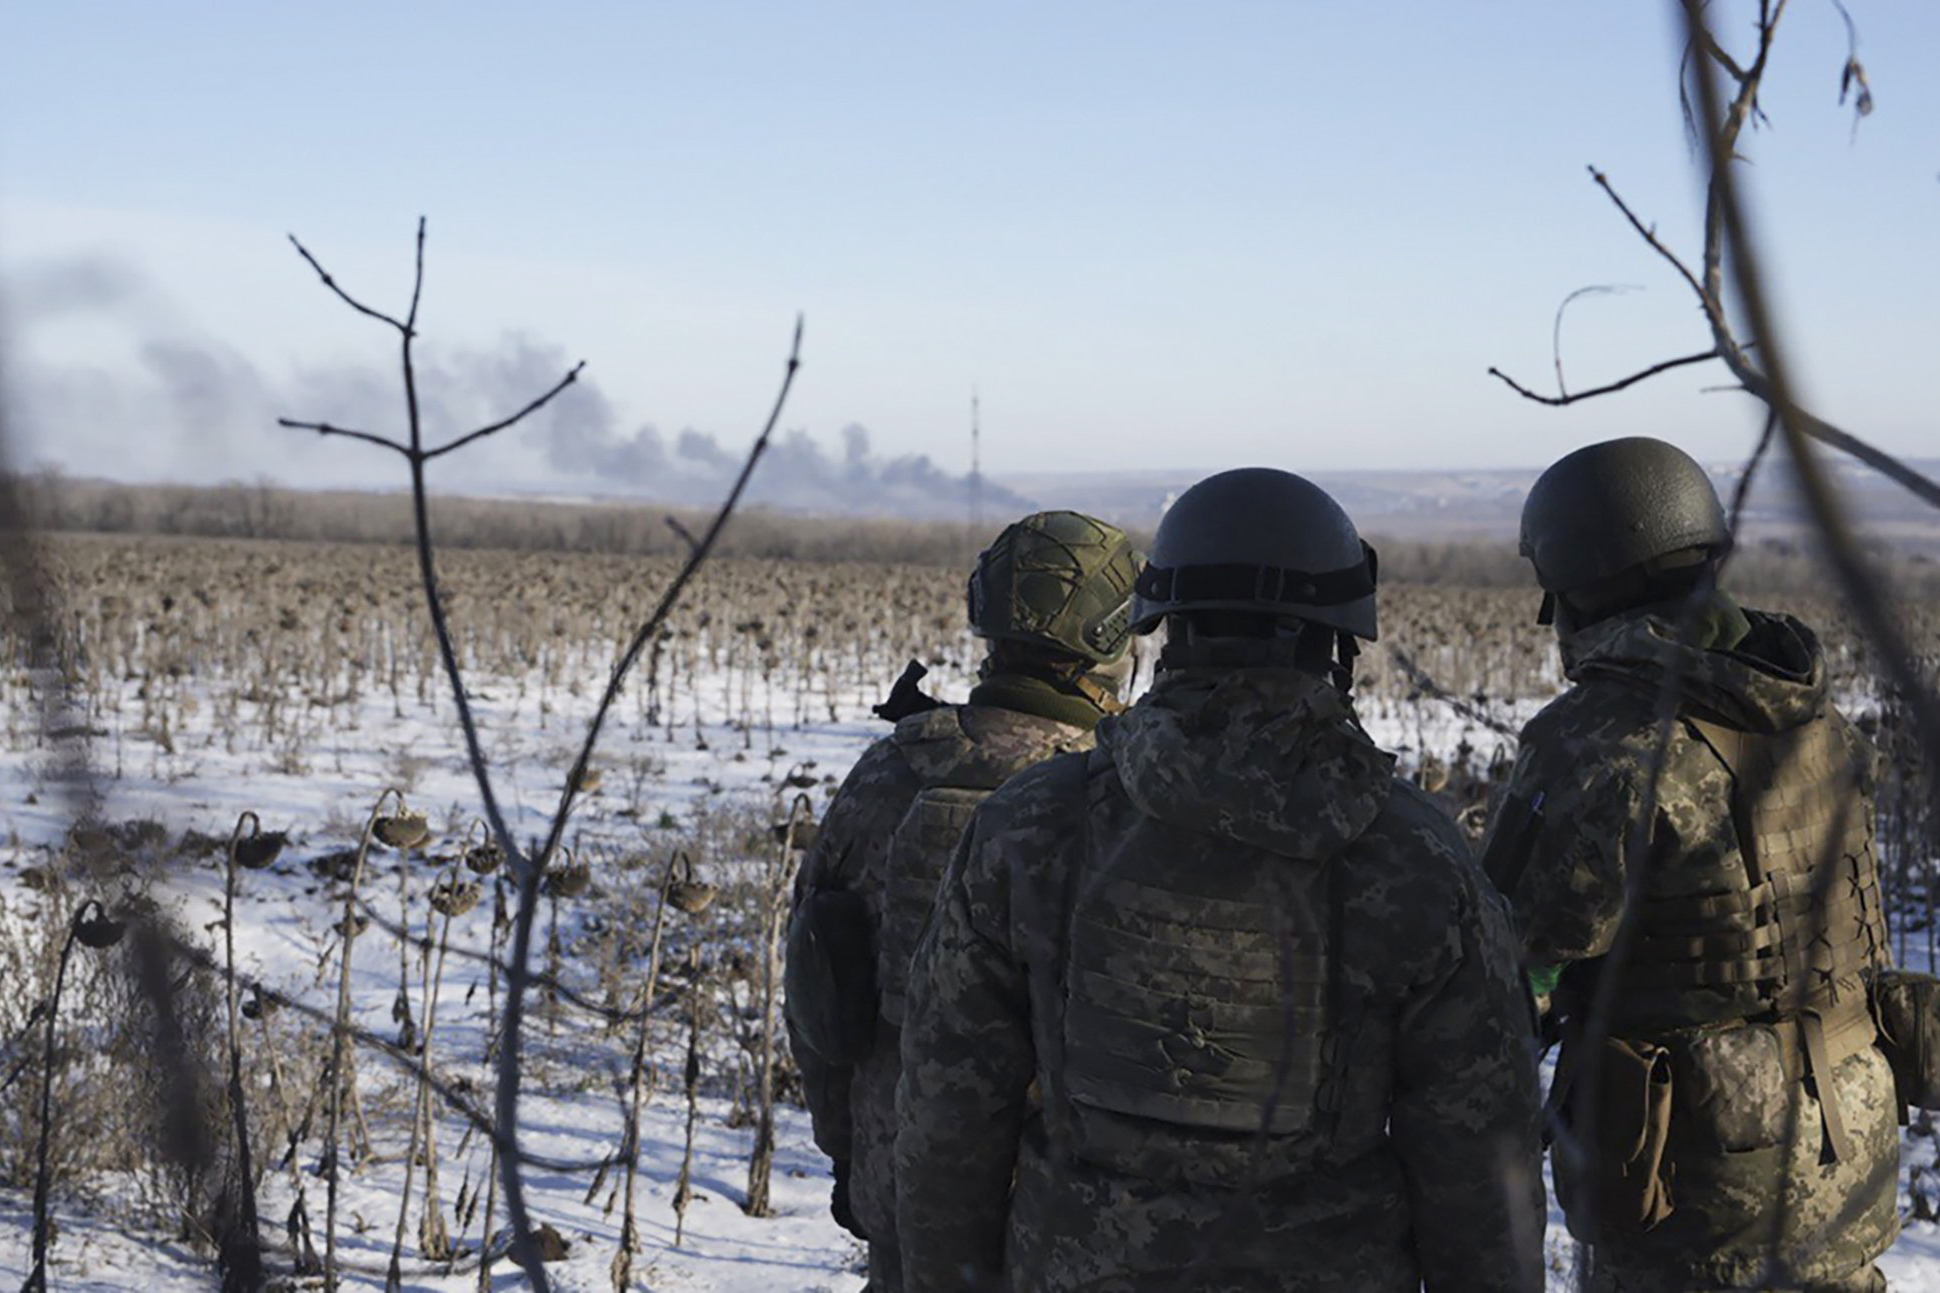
[1387,645,1521,739]
[494,312,804,1285]
[275,420,413,456]
[424,362,586,461]
[1683,0,1940,835]
[167,937,615,1174]
[282,221,804,1290]
[1488,348,1720,407]
[406,218,427,335]
[348,891,668,1027]
[287,234,412,335]
[1721,409,1778,537]
[1552,284,1644,398]
[1588,167,1710,305]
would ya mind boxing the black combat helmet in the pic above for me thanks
[968,511,1144,665]
[1129,467,1378,640]
[1519,436,1731,597]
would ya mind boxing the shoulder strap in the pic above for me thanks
[1680,712,1864,1163]
[1030,750,1105,1165]
[1683,715,1765,885]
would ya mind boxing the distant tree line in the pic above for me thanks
[9,470,1933,599]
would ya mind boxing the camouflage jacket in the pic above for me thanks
[896,648,1545,1293]
[786,696,1094,1245]
[1481,597,1898,1286]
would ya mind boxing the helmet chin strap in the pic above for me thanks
[1332,631,1359,697]
[1071,670,1129,715]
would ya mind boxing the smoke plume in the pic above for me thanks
[2,255,1029,520]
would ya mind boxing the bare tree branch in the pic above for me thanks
[1588,167,1711,306]
[1679,10,1938,1281]
[1700,0,1789,313]
[168,935,615,1175]
[423,361,586,461]
[1495,15,1940,517]
[665,514,701,555]
[1488,348,1720,407]
[405,216,427,334]
[275,419,411,457]
[1728,372,1940,510]
[1386,646,1521,739]
[1552,284,1643,398]
[1721,409,1779,537]
[1682,0,1940,810]
[491,314,803,1286]
[286,234,411,335]
[278,226,812,1292]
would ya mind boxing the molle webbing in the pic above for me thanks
[877,786,985,1026]
[1629,711,1887,1159]
[876,708,1073,1027]
[1060,835,1334,1137]
[1635,715,1885,1006]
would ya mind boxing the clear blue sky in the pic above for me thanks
[1,2,1933,498]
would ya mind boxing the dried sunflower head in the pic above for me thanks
[234,829,288,870]
[543,862,592,900]
[463,842,504,875]
[429,878,482,917]
[73,902,125,949]
[667,879,717,915]
[772,819,820,852]
[373,811,432,851]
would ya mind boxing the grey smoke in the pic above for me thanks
[8,258,153,321]
[3,255,1030,519]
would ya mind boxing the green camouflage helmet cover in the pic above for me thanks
[1129,467,1379,640]
[968,511,1143,665]
[1520,436,1732,594]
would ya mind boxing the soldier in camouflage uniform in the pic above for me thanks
[1482,437,1898,1292]
[784,510,1144,1292]
[896,468,1545,1292]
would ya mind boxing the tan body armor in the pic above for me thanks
[1050,756,1340,1188]
[1615,708,1888,1159]
[876,705,1085,1027]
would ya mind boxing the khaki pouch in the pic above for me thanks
[1670,1023,1791,1152]
[1871,967,1940,1111]
[1558,1035,1677,1237]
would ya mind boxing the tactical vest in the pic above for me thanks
[1051,756,1340,1187]
[1620,709,1888,1159]
[875,706,1084,1027]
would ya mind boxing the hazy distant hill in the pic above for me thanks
[997,456,1940,552]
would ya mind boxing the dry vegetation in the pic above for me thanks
[0,517,1933,1286]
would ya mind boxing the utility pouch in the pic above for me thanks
[1870,967,1940,1111]
[1669,1024,1790,1152]
[1558,1036,1677,1237]
[783,887,878,1066]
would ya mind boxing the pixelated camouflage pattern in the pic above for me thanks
[1483,599,1899,1287]
[784,698,1094,1281]
[896,653,1545,1292]
[1584,1254,1885,1293]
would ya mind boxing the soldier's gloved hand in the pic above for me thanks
[830,1158,867,1240]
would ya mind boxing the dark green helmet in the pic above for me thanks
[968,511,1143,665]
[1129,468,1378,640]
[1519,436,1731,594]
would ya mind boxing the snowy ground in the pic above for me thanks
[0,637,1937,1290]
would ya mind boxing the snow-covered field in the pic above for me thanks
[0,613,1936,1291]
